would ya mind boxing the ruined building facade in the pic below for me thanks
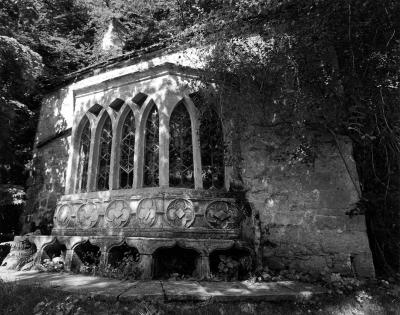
[20,43,376,278]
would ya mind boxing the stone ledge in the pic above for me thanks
[0,270,326,303]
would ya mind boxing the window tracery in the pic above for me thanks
[199,105,225,190]
[97,115,112,191]
[169,102,194,188]
[73,94,225,193]
[144,104,159,187]
[119,111,135,189]
[75,116,91,193]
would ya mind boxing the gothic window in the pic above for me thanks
[144,104,159,187]
[169,102,194,188]
[76,116,91,193]
[97,115,112,190]
[119,111,135,189]
[200,105,225,189]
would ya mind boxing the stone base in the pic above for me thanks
[23,235,252,279]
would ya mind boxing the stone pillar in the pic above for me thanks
[64,249,74,271]
[34,248,44,266]
[159,107,169,188]
[99,251,109,270]
[138,254,153,280]
[196,255,210,279]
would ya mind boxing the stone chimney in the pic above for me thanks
[101,18,127,54]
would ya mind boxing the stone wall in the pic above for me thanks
[23,88,71,234]
[240,123,375,277]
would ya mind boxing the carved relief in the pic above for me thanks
[137,198,158,227]
[166,199,194,228]
[205,201,240,229]
[77,203,98,229]
[105,200,130,228]
[55,204,71,227]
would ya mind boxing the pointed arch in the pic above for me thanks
[169,101,194,188]
[111,102,140,189]
[75,115,91,193]
[198,99,225,190]
[119,108,136,189]
[96,112,113,191]
[143,103,159,187]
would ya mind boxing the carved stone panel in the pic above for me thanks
[137,198,158,227]
[76,203,98,229]
[55,204,71,228]
[166,199,194,228]
[205,201,240,229]
[105,200,131,228]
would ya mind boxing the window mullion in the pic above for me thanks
[159,107,169,188]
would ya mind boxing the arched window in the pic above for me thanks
[75,116,91,193]
[169,102,194,188]
[144,104,159,187]
[97,115,112,190]
[200,105,224,189]
[119,111,135,189]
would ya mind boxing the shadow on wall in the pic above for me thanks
[23,89,70,235]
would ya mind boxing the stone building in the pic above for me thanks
[18,35,375,279]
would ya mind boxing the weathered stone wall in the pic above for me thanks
[23,89,71,234]
[240,122,375,277]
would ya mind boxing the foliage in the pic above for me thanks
[0,35,42,200]
[72,243,101,275]
[99,249,141,280]
[38,257,64,273]
[213,254,252,281]
[0,244,10,266]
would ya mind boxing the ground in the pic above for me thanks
[0,271,399,314]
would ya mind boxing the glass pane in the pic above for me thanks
[76,117,91,193]
[119,111,135,189]
[169,102,194,188]
[200,104,224,189]
[144,105,159,187]
[97,115,112,190]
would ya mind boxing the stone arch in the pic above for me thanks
[169,101,194,188]
[209,245,253,280]
[106,241,140,268]
[91,110,114,191]
[152,242,201,279]
[132,92,148,108]
[71,240,101,273]
[111,102,140,189]
[41,239,67,264]
[72,114,92,193]
[141,100,160,187]
[195,95,225,190]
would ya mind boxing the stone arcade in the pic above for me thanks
[14,42,375,279]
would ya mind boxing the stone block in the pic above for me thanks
[118,281,164,302]
[331,253,353,274]
[352,252,375,278]
[288,256,329,273]
[320,230,370,254]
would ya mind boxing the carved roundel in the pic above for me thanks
[137,198,158,227]
[76,203,98,229]
[205,201,240,229]
[55,204,71,227]
[166,199,195,228]
[105,200,131,228]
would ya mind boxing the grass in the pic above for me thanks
[0,279,400,315]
